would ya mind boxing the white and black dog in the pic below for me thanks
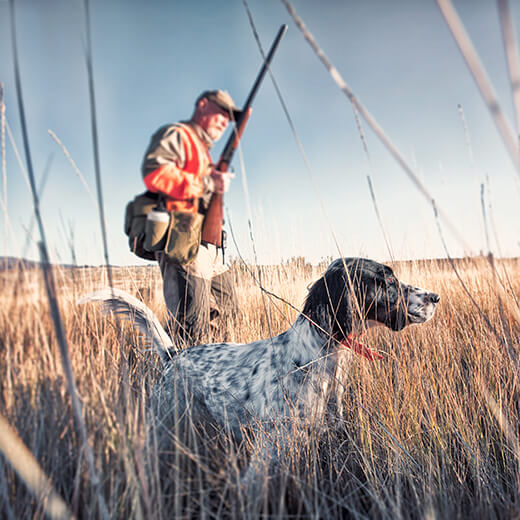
[80,257,439,479]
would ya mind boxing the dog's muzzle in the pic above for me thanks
[406,289,440,324]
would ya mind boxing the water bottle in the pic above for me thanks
[144,202,170,252]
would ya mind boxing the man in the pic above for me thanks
[141,90,239,346]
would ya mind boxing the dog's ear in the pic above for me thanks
[303,264,353,340]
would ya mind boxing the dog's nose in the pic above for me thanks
[429,293,440,304]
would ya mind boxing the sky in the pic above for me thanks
[0,0,519,266]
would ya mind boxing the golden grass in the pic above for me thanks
[0,256,519,518]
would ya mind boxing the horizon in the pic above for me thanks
[2,252,519,271]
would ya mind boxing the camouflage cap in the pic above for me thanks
[196,90,242,120]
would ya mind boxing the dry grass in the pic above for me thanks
[0,256,519,518]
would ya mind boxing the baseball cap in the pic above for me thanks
[196,90,242,120]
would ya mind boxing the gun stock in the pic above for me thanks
[201,24,287,247]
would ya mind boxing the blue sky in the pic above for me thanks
[1,0,519,265]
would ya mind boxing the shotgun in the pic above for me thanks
[201,24,288,247]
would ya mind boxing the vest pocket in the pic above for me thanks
[164,212,204,265]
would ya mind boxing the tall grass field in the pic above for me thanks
[0,256,519,518]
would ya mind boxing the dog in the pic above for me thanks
[80,257,439,484]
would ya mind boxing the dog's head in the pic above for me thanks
[303,257,440,341]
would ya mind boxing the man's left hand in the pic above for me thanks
[210,169,235,194]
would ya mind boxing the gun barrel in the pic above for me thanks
[219,24,288,166]
[203,24,288,247]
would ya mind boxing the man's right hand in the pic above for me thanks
[210,169,235,194]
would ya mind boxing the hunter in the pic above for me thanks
[141,90,239,345]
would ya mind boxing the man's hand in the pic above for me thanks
[210,169,235,194]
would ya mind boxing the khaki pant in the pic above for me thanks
[157,243,236,346]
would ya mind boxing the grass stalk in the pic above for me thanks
[0,414,74,520]
[437,0,520,177]
[8,0,109,516]
[497,0,520,138]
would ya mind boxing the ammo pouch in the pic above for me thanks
[164,211,203,265]
[124,192,158,260]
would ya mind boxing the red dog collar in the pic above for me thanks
[341,332,383,361]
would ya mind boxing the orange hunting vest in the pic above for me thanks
[143,123,211,213]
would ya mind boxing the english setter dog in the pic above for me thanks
[80,257,439,484]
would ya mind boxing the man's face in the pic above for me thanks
[195,99,230,141]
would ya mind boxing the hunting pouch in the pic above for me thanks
[164,211,203,265]
[124,192,159,260]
